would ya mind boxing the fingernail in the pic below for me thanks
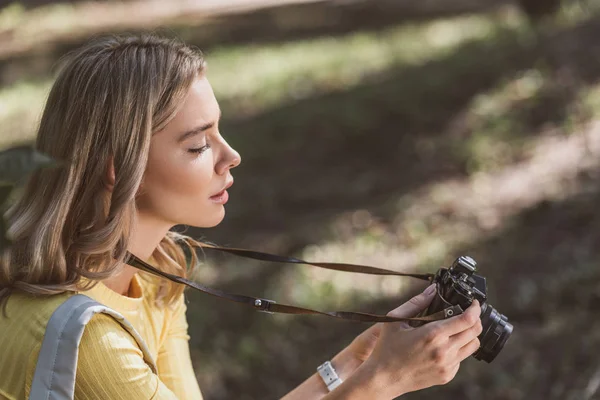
[424,284,436,295]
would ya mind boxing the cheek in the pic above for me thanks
[139,150,215,221]
[152,152,212,194]
[170,158,213,196]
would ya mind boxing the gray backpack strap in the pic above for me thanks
[29,294,157,400]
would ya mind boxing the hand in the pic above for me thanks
[329,284,437,386]
[345,284,437,363]
[360,288,483,399]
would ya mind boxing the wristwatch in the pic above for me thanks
[317,361,343,392]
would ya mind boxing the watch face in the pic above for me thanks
[317,361,342,391]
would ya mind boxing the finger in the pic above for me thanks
[436,300,481,336]
[449,319,482,348]
[387,284,437,319]
[457,337,481,362]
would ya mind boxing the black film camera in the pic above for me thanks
[412,256,513,363]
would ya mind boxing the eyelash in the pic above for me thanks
[188,144,211,155]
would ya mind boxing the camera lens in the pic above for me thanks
[473,303,513,363]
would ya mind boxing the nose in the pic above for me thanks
[228,148,241,170]
[216,137,241,175]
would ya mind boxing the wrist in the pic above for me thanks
[321,359,389,400]
[313,349,364,397]
[330,347,363,383]
[281,348,365,400]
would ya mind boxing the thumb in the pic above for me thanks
[387,284,437,318]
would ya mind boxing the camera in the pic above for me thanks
[411,256,513,363]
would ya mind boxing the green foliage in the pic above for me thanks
[0,145,57,250]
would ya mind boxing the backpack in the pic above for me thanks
[29,294,156,400]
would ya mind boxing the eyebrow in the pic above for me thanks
[177,110,222,143]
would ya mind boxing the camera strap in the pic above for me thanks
[125,244,463,323]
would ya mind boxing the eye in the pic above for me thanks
[188,144,211,155]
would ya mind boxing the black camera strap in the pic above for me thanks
[125,243,463,323]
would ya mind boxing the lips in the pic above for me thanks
[210,179,233,203]
[210,189,226,198]
[212,179,233,197]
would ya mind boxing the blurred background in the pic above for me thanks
[2,0,600,398]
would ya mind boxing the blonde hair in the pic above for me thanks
[0,33,208,307]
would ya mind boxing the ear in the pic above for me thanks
[104,156,115,192]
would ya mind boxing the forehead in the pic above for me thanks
[162,76,220,134]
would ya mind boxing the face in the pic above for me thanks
[136,75,241,228]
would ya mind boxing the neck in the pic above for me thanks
[103,212,173,296]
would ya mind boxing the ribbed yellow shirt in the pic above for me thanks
[0,274,203,400]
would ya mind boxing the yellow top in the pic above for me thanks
[0,274,203,400]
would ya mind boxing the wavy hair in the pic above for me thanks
[0,33,208,307]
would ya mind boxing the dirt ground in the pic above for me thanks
[2,1,600,399]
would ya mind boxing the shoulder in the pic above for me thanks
[0,291,72,399]
[78,313,147,366]
[75,313,163,398]
[0,290,73,351]
[80,312,143,354]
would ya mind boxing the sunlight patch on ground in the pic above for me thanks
[208,14,516,116]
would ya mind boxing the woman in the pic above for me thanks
[0,34,482,399]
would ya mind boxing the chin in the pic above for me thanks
[188,208,226,228]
